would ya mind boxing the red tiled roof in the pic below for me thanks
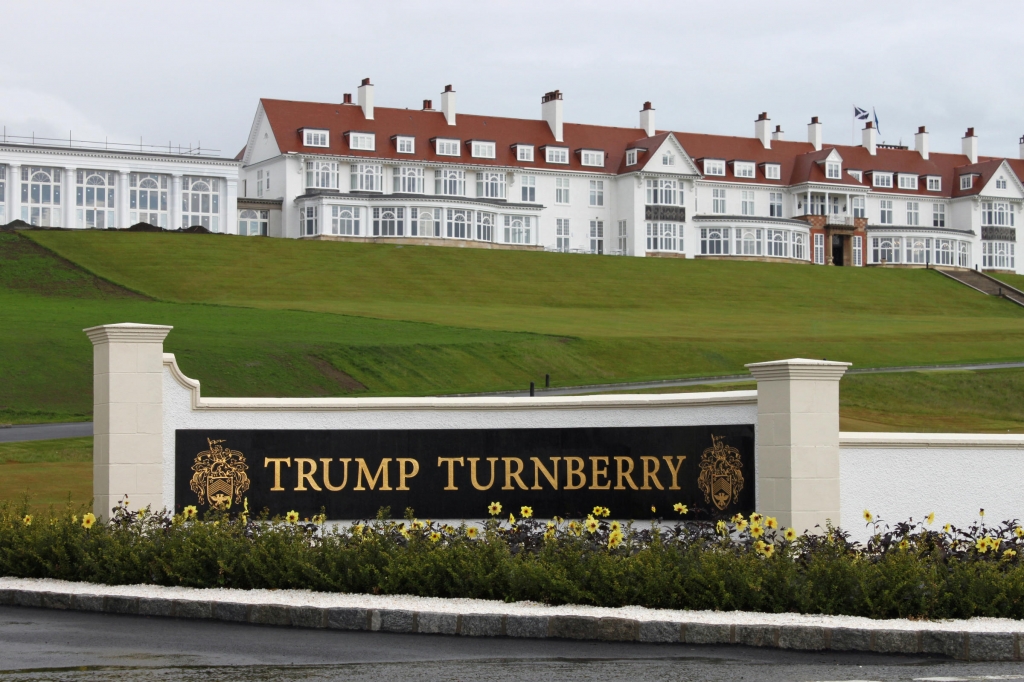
[258,98,1018,199]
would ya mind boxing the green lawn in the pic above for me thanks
[0,437,92,512]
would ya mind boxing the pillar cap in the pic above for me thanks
[745,358,851,381]
[84,323,173,345]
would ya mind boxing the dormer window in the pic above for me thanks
[302,129,329,147]
[960,174,973,190]
[346,132,375,151]
[734,161,755,178]
[580,149,604,167]
[703,159,725,176]
[626,149,638,166]
[898,174,918,190]
[471,140,496,159]
[873,172,893,188]
[394,136,415,154]
[826,161,841,180]
[435,138,460,156]
[764,164,781,180]
[544,146,569,164]
[926,176,941,191]
[662,153,674,166]
[514,144,534,162]
[848,170,863,182]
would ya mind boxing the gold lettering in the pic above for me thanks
[614,456,639,491]
[265,457,291,491]
[662,455,686,490]
[502,457,528,490]
[437,457,464,491]
[564,457,586,490]
[321,458,351,492]
[294,458,322,491]
[467,457,499,491]
[354,458,392,491]
[589,456,611,490]
[531,457,560,490]
[396,458,420,491]
[641,456,664,490]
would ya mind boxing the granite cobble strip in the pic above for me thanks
[3,587,1024,661]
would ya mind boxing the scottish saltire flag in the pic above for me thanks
[873,107,881,134]
[854,106,870,121]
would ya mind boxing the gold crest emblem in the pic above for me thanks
[190,439,250,509]
[697,434,744,511]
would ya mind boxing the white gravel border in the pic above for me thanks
[2,576,1021,633]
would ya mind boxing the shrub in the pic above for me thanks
[2,500,1023,619]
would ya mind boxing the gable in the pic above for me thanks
[979,160,1024,199]
[243,102,281,166]
[641,134,700,176]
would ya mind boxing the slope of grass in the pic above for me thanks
[28,231,1024,373]
[0,437,93,512]
[990,271,1024,292]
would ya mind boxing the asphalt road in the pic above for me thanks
[0,606,1022,681]
[0,422,92,443]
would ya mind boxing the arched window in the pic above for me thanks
[435,169,465,196]
[130,174,169,228]
[306,161,338,189]
[475,211,494,241]
[504,215,533,244]
[331,206,360,235]
[766,229,787,257]
[983,241,1015,269]
[935,239,954,266]
[736,228,762,255]
[872,237,901,264]
[76,171,116,229]
[700,227,730,255]
[792,232,806,260]
[906,238,929,264]
[446,208,469,239]
[412,207,440,237]
[21,166,61,226]
[238,209,268,236]
[350,164,382,192]
[958,241,970,268]
[372,207,404,236]
[476,172,505,199]
[182,176,220,230]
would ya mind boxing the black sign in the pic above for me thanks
[645,205,686,222]
[174,425,754,520]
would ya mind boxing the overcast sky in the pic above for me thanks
[2,0,1022,159]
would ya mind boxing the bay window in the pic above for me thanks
[766,229,787,257]
[129,173,168,228]
[302,206,318,236]
[21,167,62,227]
[330,206,360,235]
[736,228,762,255]
[182,176,220,231]
[411,207,440,237]
[76,170,116,229]
[700,228,730,255]
[646,222,679,252]
[350,164,382,192]
[238,209,268,236]
[982,202,1013,226]
[372,207,404,236]
[503,215,533,244]
[446,208,470,239]
[983,242,1014,269]
[475,211,494,241]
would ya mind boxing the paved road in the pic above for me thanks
[0,606,1022,681]
[463,360,1024,397]
[0,422,92,443]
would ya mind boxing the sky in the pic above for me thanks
[1,0,1022,159]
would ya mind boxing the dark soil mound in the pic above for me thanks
[180,225,211,234]
[127,222,163,232]
[1,220,32,230]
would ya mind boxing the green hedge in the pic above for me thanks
[2,501,1023,620]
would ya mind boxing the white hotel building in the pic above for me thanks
[3,79,1024,274]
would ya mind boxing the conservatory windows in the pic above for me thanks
[411,207,440,237]
[330,206,360,235]
[129,173,168,228]
[959,241,970,268]
[350,164,382,192]
[736,228,762,255]
[934,239,954,266]
[21,167,62,227]
[394,167,424,194]
[372,207,404,236]
[476,211,495,241]
[446,208,470,239]
[76,170,116,229]
[238,209,268,236]
[871,237,901,264]
[306,160,339,189]
[477,171,506,199]
[906,237,929,264]
[700,227,730,255]
[556,218,570,252]
[503,215,533,244]
[182,177,220,230]
[302,206,318,236]
[435,169,466,196]
[766,229,787,258]
[983,242,1014,269]
[792,232,806,260]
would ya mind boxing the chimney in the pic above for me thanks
[542,90,563,142]
[862,121,877,156]
[357,78,374,120]
[915,126,929,160]
[807,116,822,151]
[423,99,433,111]
[441,85,456,126]
[639,101,655,137]
[771,124,784,141]
[343,93,352,105]
[754,112,771,149]
[1019,135,1024,160]
[962,127,978,164]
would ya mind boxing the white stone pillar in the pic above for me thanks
[225,178,238,234]
[63,167,76,228]
[171,174,183,230]
[84,323,172,520]
[746,358,850,533]
[8,164,21,223]
[118,170,130,228]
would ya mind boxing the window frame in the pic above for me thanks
[898,174,918,190]
[520,174,536,202]
[302,129,329,148]
[734,161,755,178]
[470,140,496,159]
[764,164,781,180]
[580,149,605,167]
[960,174,973,190]
[515,145,534,162]
[825,161,842,180]
[435,138,461,157]
[545,146,569,164]
[395,136,415,154]
[346,132,375,151]
[555,177,570,205]
[703,159,725,176]
[625,149,638,166]
[926,176,941,191]
[589,179,604,207]
[873,172,893,188]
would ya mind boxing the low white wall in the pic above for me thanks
[840,432,1024,542]
[161,355,759,510]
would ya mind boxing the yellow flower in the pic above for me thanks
[443,525,454,533]
[925,512,935,526]
[1015,527,1024,539]
[731,513,744,523]
[735,519,748,532]
[608,530,623,549]
[610,520,621,533]
[592,506,604,518]
[520,506,533,519]
[352,524,364,535]
[765,517,778,530]
[585,517,599,533]
[183,505,198,519]
[979,508,985,518]
[783,527,797,542]
[71,515,78,524]
[602,507,611,518]
[976,537,990,553]
[544,529,556,541]
[466,526,479,539]
[750,513,762,524]
[488,502,502,516]
[400,527,410,539]
[898,539,909,550]
[22,515,32,526]
[429,531,441,542]
[285,510,299,523]
[673,503,688,515]
[412,520,424,530]
[716,520,727,535]
[312,513,327,525]
[750,525,764,538]
[81,513,96,529]
[568,520,581,535]
[992,537,1002,551]
[1004,549,1018,559]
[762,543,775,558]
[943,523,952,534]
[509,514,516,525]
[651,506,656,514]
[862,509,873,523]
[754,540,767,554]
